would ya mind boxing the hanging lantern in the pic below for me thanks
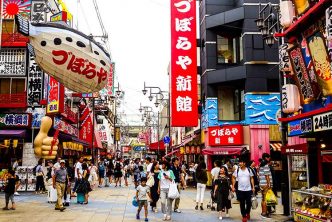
[196,147,201,154]
[191,146,196,154]
[180,147,185,155]
[185,146,190,154]
[12,140,18,148]
[282,84,301,113]
[15,15,111,93]
[279,0,295,28]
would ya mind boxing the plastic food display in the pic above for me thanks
[293,185,332,221]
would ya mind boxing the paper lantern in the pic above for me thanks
[15,15,111,93]
[180,147,185,155]
[191,146,196,154]
[282,84,301,113]
[279,1,295,28]
[185,146,190,154]
[196,147,201,154]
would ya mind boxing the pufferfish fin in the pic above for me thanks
[15,15,29,36]
[27,43,35,57]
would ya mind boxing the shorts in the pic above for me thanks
[134,175,139,182]
[260,186,269,201]
[138,200,148,208]
[99,171,105,179]
[5,193,14,204]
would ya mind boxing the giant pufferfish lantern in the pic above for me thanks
[15,15,111,93]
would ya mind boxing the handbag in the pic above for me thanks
[168,181,180,199]
[251,195,258,209]
[146,175,155,187]
[228,191,234,200]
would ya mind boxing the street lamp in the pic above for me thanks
[255,2,289,216]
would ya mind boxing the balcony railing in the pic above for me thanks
[61,105,78,124]
[1,33,29,47]
[0,93,27,108]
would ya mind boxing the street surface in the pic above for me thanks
[0,182,290,222]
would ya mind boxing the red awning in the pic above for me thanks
[149,140,165,151]
[202,147,243,155]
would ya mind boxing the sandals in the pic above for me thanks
[2,207,9,210]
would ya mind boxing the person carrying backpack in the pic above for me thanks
[231,158,255,222]
[114,158,123,187]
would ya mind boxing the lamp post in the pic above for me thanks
[112,82,122,159]
[255,3,289,216]
[142,82,170,155]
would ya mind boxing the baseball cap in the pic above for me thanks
[60,160,65,163]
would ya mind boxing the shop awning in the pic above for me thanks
[149,140,166,151]
[202,147,243,155]
[72,137,90,146]
[270,143,282,152]
[0,130,26,138]
[172,132,199,149]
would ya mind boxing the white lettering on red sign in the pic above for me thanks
[171,0,197,126]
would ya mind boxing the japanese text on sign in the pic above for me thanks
[171,0,197,126]
[313,111,332,132]
[0,114,30,127]
[52,50,108,84]
[208,125,243,146]
[28,56,43,106]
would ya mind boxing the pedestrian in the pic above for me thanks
[248,160,260,196]
[79,162,92,204]
[53,157,61,170]
[150,161,160,213]
[170,157,182,213]
[52,160,67,212]
[123,159,130,187]
[106,160,114,187]
[136,177,151,222]
[35,159,46,194]
[213,166,232,220]
[88,162,98,190]
[98,160,106,187]
[63,161,72,206]
[73,156,83,195]
[211,160,222,185]
[181,161,188,190]
[195,162,208,210]
[3,170,17,210]
[114,158,123,187]
[133,158,141,188]
[259,153,273,219]
[231,158,255,222]
[145,157,153,177]
[158,160,175,221]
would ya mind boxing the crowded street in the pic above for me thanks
[0,181,288,222]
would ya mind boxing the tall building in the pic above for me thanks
[199,0,282,168]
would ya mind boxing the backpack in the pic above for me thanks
[98,164,105,172]
[33,165,37,176]
[115,162,121,171]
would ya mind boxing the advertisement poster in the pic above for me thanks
[0,113,31,127]
[170,0,197,126]
[46,76,64,114]
[1,0,31,19]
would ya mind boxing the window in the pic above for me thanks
[217,35,239,64]
[0,78,25,94]
[218,87,244,121]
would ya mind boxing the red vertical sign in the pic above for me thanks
[170,0,197,126]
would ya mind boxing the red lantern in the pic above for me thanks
[196,147,201,154]
[191,146,196,154]
[185,146,190,154]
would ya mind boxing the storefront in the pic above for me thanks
[0,113,31,169]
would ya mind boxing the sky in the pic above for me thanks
[66,0,170,125]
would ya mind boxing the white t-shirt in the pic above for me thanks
[75,162,83,178]
[146,163,153,173]
[233,167,253,191]
[211,167,220,181]
[54,162,60,170]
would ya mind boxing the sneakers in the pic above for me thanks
[195,205,198,210]
[145,218,149,222]
[14,192,20,196]
[162,214,167,221]
[225,214,230,218]
[174,209,181,213]
[242,216,248,222]
[218,216,223,220]
[136,214,140,220]
[166,216,171,221]
[154,208,158,213]
[59,207,66,212]
[261,213,271,219]
[247,214,250,220]
[200,205,204,210]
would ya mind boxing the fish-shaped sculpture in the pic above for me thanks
[15,15,111,93]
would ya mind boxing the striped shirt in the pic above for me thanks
[259,164,273,187]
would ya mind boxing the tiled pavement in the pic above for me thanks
[0,181,291,222]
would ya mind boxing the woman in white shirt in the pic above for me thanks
[158,161,175,221]
[88,162,98,190]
